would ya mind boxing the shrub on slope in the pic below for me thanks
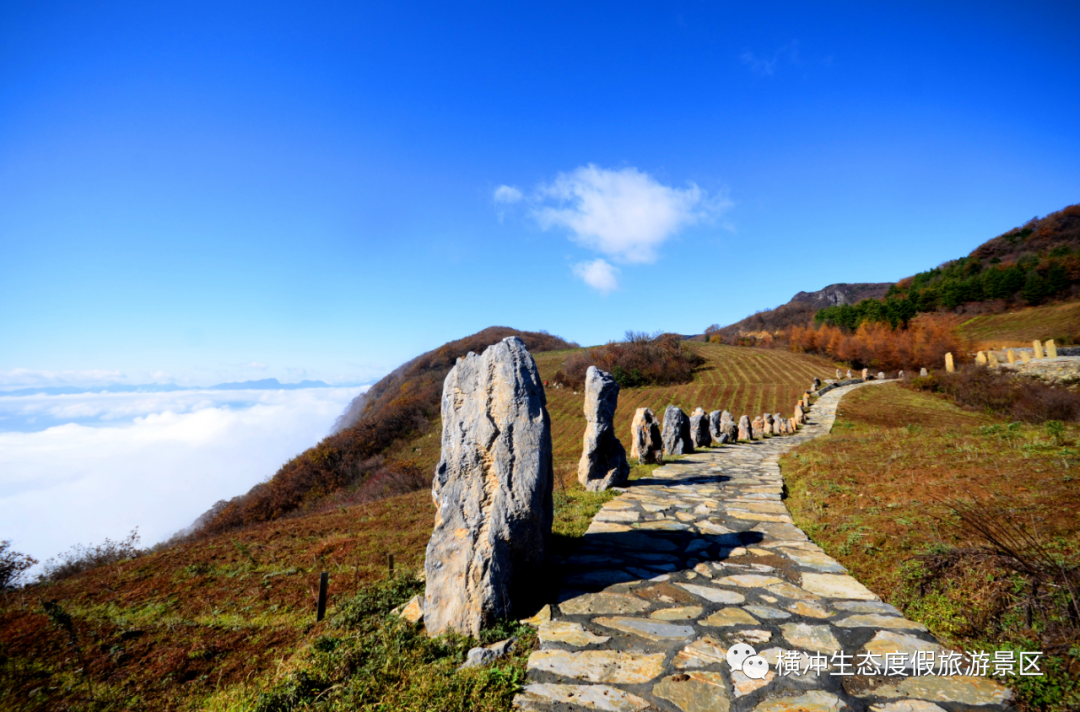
[194,327,576,537]
[552,331,704,389]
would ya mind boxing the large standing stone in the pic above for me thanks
[762,413,774,436]
[630,407,663,465]
[1033,340,1045,359]
[813,377,822,390]
[720,411,737,441]
[919,367,928,377]
[577,367,630,492]
[424,336,553,637]
[945,352,955,372]
[708,410,724,443]
[772,413,783,435]
[662,406,694,455]
[1046,339,1058,358]
[689,407,711,448]
[751,416,765,439]
[738,415,753,441]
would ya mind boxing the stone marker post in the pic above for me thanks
[689,407,711,448]
[1021,351,1032,363]
[975,351,987,366]
[1047,340,1058,358]
[1007,349,1016,364]
[577,366,630,492]
[988,351,1000,368]
[1033,340,1045,359]
[738,415,753,441]
[945,353,955,373]
[630,407,663,465]
[662,406,693,455]
[424,337,553,637]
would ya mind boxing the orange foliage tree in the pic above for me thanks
[786,315,967,371]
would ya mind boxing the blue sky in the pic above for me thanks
[3,1,1079,389]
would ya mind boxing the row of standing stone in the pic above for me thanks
[577,366,814,493]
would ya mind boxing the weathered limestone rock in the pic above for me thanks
[976,351,987,366]
[813,377,822,390]
[708,410,724,443]
[761,413,774,436]
[846,369,853,378]
[836,369,842,379]
[919,367,928,377]
[662,406,694,455]
[630,407,663,465]
[1021,351,1032,363]
[751,416,765,439]
[1033,340,1045,359]
[877,371,885,379]
[788,417,797,433]
[794,404,805,425]
[861,368,868,379]
[988,351,1000,368]
[772,413,783,435]
[720,411,737,441]
[1007,349,1016,364]
[689,407,711,448]
[898,370,905,379]
[577,367,630,492]
[424,336,553,637]
[738,415,753,441]
[945,352,955,372]
[1047,339,1058,358]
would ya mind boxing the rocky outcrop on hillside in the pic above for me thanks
[706,283,892,340]
[424,336,554,637]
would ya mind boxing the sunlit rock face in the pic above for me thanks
[423,336,553,637]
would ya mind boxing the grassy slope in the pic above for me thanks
[958,300,1080,349]
[0,344,839,711]
[781,383,1080,710]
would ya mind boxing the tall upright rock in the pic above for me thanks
[689,407,711,448]
[720,411,737,442]
[708,410,724,443]
[738,415,753,441]
[630,407,663,465]
[662,406,693,455]
[577,367,630,492]
[424,337,554,637]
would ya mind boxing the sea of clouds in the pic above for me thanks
[0,386,364,573]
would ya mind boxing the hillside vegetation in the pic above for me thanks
[781,383,1080,711]
[191,328,576,538]
[815,203,1080,332]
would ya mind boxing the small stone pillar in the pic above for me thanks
[1033,340,1045,359]
[1046,340,1058,358]
[945,353,955,373]
[898,370,905,379]
[988,352,1000,368]
[975,351,987,366]
[1006,350,1016,364]
[1021,351,1032,363]
[920,367,928,377]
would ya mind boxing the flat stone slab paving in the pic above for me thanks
[516,382,1013,712]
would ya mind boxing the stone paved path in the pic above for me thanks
[516,382,1013,712]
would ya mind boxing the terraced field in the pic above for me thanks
[532,343,840,473]
[958,299,1080,349]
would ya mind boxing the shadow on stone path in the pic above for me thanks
[516,382,1014,712]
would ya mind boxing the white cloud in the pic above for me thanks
[0,368,127,388]
[740,41,800,76]
[493,184,524,203]
[572,258,620,295]
[531,165,727,264]
[0,387,366,571]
